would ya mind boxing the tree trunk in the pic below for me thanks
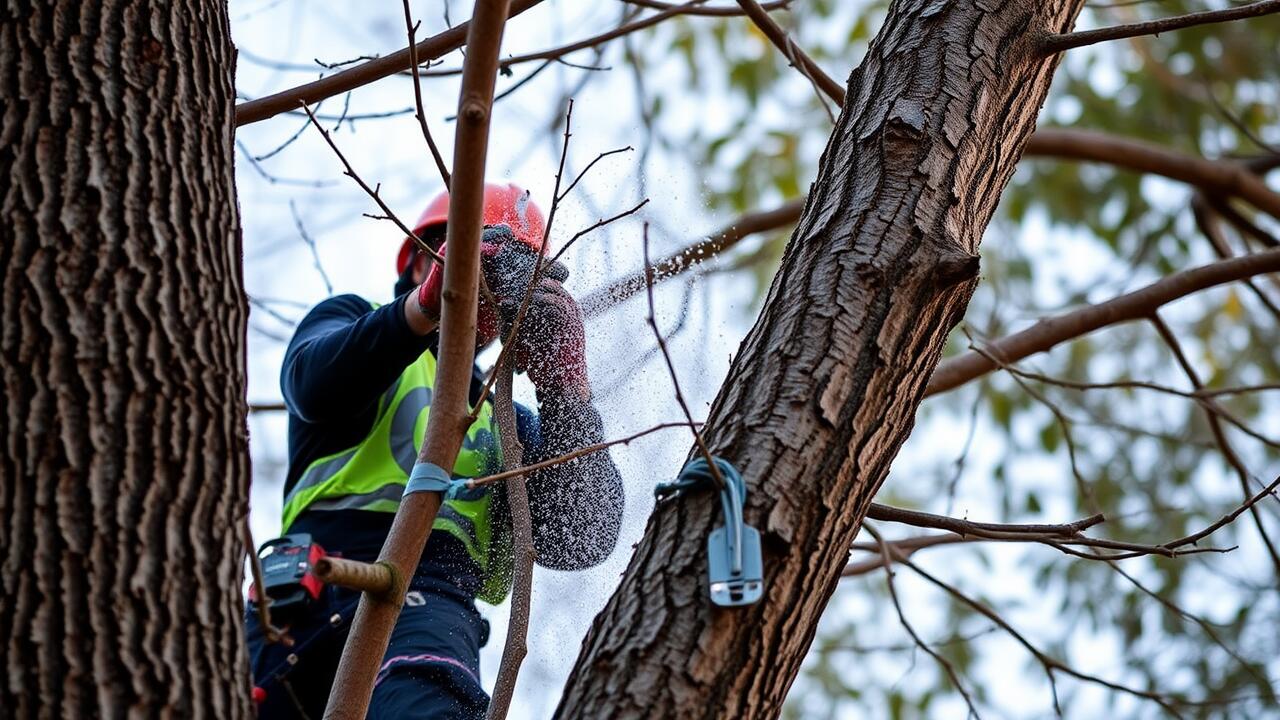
[1,1,250,717]
[556,1,1084,717]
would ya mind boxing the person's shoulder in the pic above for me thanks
[304,294,378,321]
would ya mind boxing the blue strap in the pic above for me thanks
[655,455,764,606]
[404,461,456,496]
[654,456,742,501]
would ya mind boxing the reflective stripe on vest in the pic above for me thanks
[280,342,513,604]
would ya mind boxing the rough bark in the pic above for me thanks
[556,0,1085,717]
[0,1,249,717]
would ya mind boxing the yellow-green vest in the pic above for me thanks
[280,347,513,604]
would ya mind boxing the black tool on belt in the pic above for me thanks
[248,533,326,623]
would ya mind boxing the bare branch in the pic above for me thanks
[290,200,333,296]
[927,249,1280,397]
[587,131,1279,318]
[625,0,795,16]
[1162,473,1280,551]
[1023,129,1280,218]
[865,503,1105,536]
[248,401,286,414]
[417,0,719,80]
[547,198,650,266]
[465,422,700,489]
[643,223,727,489]
[865,524,983,719]
[299,104,445,267]
[558,146,634,202]
[403,0,452,189]
[733,0,844,106]
[323,1,514,715]
[235,0,546,126]
[897,553,1189,718]
[487,369,532,720]
[1041,0,1280,55]
[243,519,290,646]
[1149,313,1280,575]
[466,100,576,422]
[582,198,805,315]
[235,139,336,188]
[980,347,1280,450]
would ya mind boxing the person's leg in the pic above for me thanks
[367,586,489,720]
[246,588,359,719]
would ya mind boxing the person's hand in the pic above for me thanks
[412,226,515,340]
[510,276,589,401]
[415,253,445,321]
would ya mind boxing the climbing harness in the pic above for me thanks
[656,456,764,607]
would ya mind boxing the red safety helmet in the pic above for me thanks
[396,182,547,274]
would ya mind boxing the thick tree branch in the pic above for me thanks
[926,249,1280,397]
[581,198,805,315]
[586,131,1277,318]
[1023,129,1280,218]
[1040,0,1280,55]
[625,0,794,16]
[235,0,543,127]
[322,1,512,717]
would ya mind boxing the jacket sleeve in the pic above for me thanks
[516,395,624,571]
[281,294,434,423]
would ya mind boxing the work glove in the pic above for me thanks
[414,226,530,335]
[509,275,588,400]
[470,226,586,396]
[417,226,573,352]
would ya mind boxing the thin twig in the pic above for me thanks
[733,0,844,104]
[486,369,533,720]
[547,198,650,266]
[235,140,336,188]
[980,351,1280,450]
[243,518,290,646]
[1149,313,1280,576]
[643,223,726,489]
[290,200,334,296]
[865,524,982,719]
[467,100,576,422]
[403,0,452,189]
[558,146,634,202]
[466,421,699,488]
[299,103,444,266]
[897,553,1188,718]
[624,0,794,15]
[1041,0,1280,55]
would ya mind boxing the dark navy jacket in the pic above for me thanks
[281,293,624,595]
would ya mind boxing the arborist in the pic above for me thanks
[245,182,625,719]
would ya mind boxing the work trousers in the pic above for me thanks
[246,576,490,719]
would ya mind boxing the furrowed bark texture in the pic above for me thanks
[0,2,250,717]
[556,1,1084,717]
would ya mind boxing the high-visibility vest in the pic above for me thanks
[280,346,513,604]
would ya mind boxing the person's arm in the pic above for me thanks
[506,271,624,570]
[281,294,436,423]
[517,397,624,570]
